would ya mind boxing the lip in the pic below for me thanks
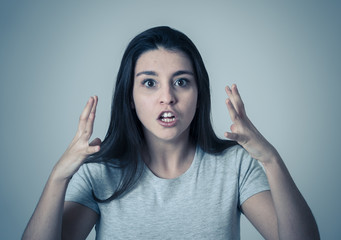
[157,110,177,127]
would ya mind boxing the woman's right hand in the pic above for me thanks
[52,96,101,182]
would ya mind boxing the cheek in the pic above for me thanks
[133,96,144,117]
[133,95,155,121]
[182,92,198,120]
[132,88,142,112]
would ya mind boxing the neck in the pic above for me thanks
[142,135,196,179]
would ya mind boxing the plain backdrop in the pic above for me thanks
[1,1,340,239]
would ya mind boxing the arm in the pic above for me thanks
[225,84,320,240]
[22,96,101,240]
[62,202,98,240]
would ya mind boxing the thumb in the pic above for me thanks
[89,137,102,146]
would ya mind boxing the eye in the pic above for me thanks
[142,79,157,88]
[174,78,188,87]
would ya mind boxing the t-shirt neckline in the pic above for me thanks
[143,145,200,182]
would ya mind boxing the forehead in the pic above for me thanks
[134,48,193,74]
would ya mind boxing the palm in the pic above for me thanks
[53,96,101,180]
[224,85,277,163]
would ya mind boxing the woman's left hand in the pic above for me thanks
[224,84,279,164]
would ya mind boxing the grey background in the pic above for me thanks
[1,1,340,239]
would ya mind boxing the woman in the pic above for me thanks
[23,26,319,239]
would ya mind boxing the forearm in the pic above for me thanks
[22,170,69,240]
[23,96,100,239]
[263,153,320,240]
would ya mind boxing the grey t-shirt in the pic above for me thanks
[65,145,270,239]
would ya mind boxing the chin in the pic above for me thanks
[143,125,190,144]
[156,130,189,143]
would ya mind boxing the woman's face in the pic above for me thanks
[133,48,198,144]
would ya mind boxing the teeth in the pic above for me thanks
[161,112,173,118]
[161,118,175,123]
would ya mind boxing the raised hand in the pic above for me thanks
[52,96,101,181]
[224,84,278,164]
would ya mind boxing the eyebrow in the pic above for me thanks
[135,71,158,77]
[135,70,194,78]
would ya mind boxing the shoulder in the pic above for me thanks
[75,162,119,181]
[219,144,247,158]
[73,162,123,199]
[200,144,250,164]
[198,144,259,174]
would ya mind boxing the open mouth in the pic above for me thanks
[159,112,176,123]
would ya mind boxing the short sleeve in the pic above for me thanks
[65,164,100,214]
[236,147,270,206]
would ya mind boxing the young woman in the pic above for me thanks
[23,26,319,239]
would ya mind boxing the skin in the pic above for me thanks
[225,85,320,239]
[132,48,198,178]
[22,49,320,240]
[22,96,100,240]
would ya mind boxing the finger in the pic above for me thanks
[225,85,239,108]
[90,95,98,114]
[231,84,246,117]
[224,131,239,141]
[89,137,101,146]
[224,131,247,144]
[82,96,99,139]
[225,98,239,122]
[225,85,234,104]
[86,145,100,155]
[77,97,95,135]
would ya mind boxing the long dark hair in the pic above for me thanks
[87,26,237,202]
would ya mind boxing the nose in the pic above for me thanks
[159,85,176,105]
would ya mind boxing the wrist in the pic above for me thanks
[50,166,72,185]
[260,149,282,169]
